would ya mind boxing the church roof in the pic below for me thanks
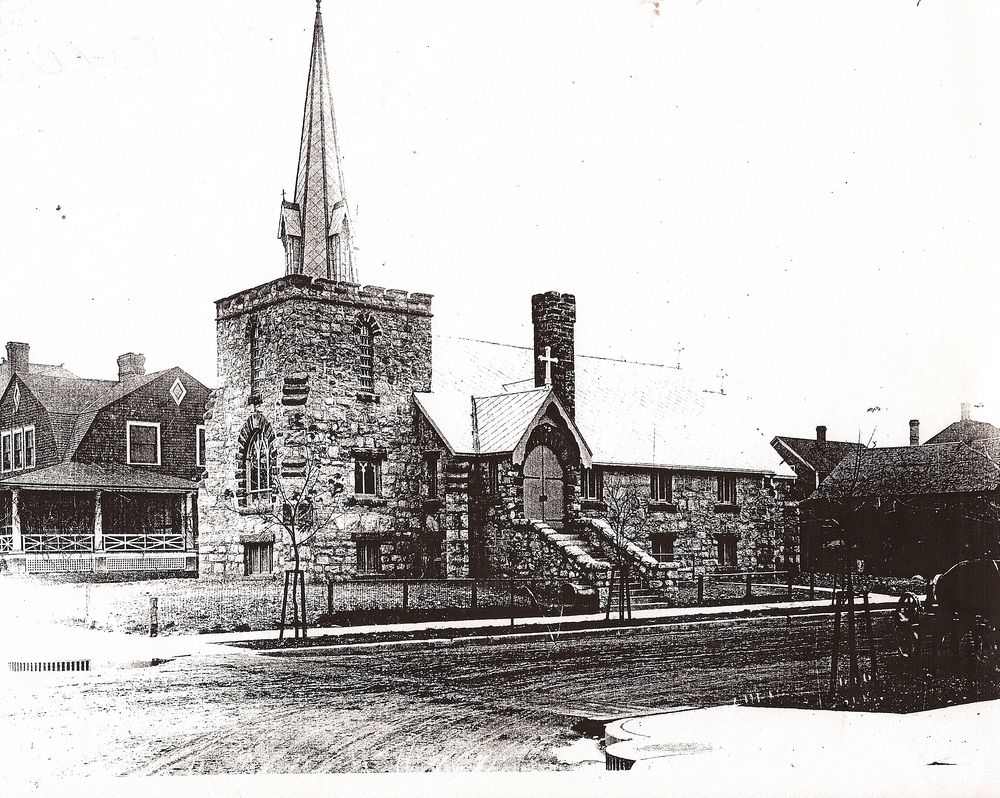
[415,386,592,466]
[427,336,792,475]
[282,2,355,282]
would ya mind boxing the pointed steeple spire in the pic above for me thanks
[279,0,356,282]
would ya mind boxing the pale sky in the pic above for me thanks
[2,0,998,448]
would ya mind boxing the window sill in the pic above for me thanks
[714,503,740,514]
[346,495,388,508]
[581,500,607,512]
[647,502,679,513]
[356,392,380,403]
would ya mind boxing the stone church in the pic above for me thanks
[198,3,793,598]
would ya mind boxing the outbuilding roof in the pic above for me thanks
[810,437,1000,500]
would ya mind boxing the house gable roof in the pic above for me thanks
[771,435,861,475]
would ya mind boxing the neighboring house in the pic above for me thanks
[924,402,1000,445]
[771,426,860,502]
[0,342,210,576]
[0,341,76,391]
[802,435,1000,577]
[198,4,795,596]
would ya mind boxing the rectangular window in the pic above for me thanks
[487,459,500,494]
[196,425,207,467]
[354,456,381,496]
[650,533,676,563]
[717,475,738,505]
[424,453,439,499]
[650,470,672,503]
[244,542,274,576]
[12,429,23,470]
[23,426,34,469]
[358,323,374,393]
[127,421,161,465]
[356,541,382,574]
[717,534,738,567]
[581,467,603,501]
[1,431,10,472]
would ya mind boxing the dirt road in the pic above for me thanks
[0,613,895,775]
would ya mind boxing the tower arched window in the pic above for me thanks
[245,432,272,503]
[358,319,375,393]
[249,318,264,399]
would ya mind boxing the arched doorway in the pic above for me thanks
[523,443,565,526]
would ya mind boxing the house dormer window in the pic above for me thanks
[12,430,23,470]
[1,431,10,472]
[127,421,161,466]
[357,319,375,393]
[23,426,34,469]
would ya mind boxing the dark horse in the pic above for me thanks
[927,558,1000,655]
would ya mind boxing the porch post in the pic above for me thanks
[93,490,103,551]
[184,492,194,550]
[10,488,22,552]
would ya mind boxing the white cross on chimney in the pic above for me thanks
[538,346,559,386]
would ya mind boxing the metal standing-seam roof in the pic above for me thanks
[425,335,792,475]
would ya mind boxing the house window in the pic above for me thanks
[12,429,23,470]
[244,542,274,575]
[717,534,738,567]
[1,431,10,472]
[23,426,34,469]
[354,456,381,496]
[245,433,272,502]
[650,533,676,563]
[581,467,603,501]
[249,318,264,398]
[196,425,207,467]
[424,453,439,498]
[487,459,500,494]
[126,421,160,465]
[650,470,672,503]
[717,475,738,505]
[356,541,382,574]
[357,319,375,393]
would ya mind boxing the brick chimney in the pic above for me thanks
[117,352,146,381]
[961,402,972,421]
[909,419,920,446]
[5,342,29,375]
[531,291,576,418]
[816,425,827,444]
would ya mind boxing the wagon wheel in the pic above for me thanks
[894,593,922,658]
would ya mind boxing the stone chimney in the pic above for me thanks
[117,353,146,382]
[909,419,920,446]
[816,425,827,445]
[961,402,972,422]
[5,342,29,375]
[531,291,576,418]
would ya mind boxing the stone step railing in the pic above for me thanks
[574,517,677,590]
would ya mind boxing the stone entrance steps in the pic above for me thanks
[607,579,674,611]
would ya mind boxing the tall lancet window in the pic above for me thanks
[357,318,375,393]
[249,318,264,399]
[245,433,273,503]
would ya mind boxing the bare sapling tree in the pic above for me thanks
[603,483,647,620]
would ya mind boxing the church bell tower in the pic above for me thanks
[278,0,356,282]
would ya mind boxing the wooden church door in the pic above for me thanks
[523,444,565,526]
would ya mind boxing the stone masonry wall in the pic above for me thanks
[582,468,783,574]
[199,275,433,581]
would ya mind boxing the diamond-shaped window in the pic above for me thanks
[169,378,187,406]
[12,383,20,412]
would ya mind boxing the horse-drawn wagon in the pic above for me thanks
[893,558,1000,658]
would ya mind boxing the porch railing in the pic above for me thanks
[103,533,186,552]
[22,531,93,553]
